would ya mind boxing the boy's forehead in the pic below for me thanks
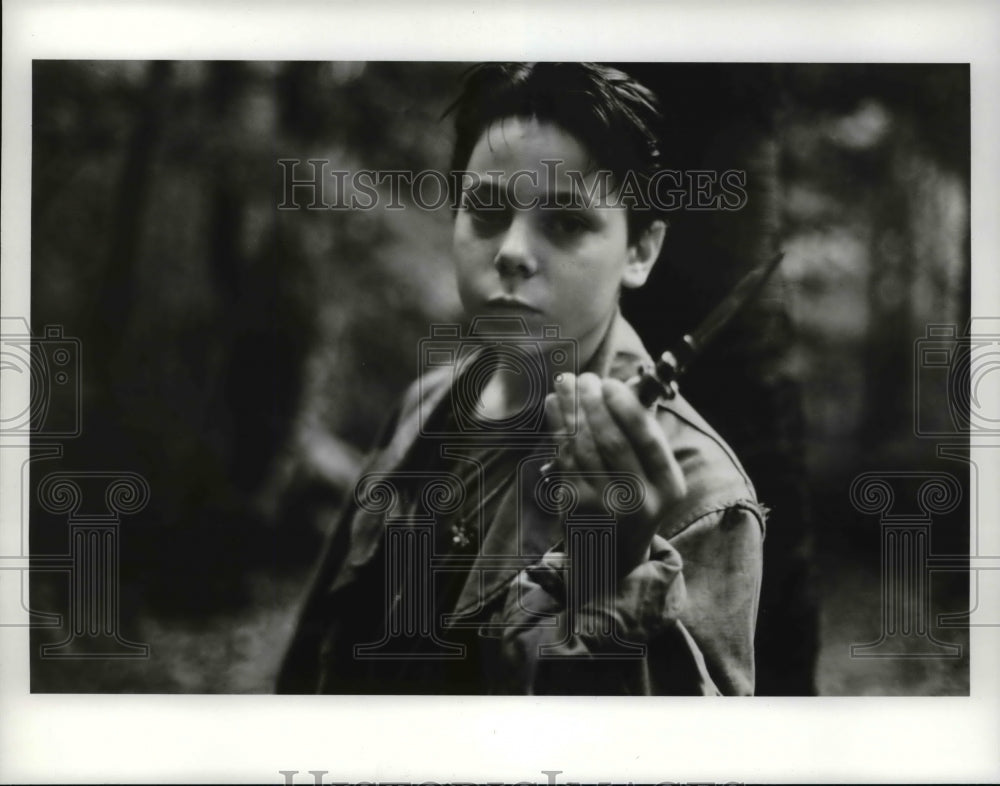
[468,116,598,173]
[465,116,611,199]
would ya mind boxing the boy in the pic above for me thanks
[277,63,764,695]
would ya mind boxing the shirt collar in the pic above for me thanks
[583,309,654,383]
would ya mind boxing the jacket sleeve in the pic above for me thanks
[489,503,764,695]
[667,503,764,695]
[275,399,407,694]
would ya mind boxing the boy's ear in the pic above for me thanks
[622,218,667,289]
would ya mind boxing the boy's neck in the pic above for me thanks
[474,310,618,423]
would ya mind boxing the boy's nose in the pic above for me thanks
[493,215,538,279]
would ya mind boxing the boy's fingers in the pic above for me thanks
[553,371,578,436]
[602,378,687,500]
[571,373,605,475]
[545,391,565,434]
[579,374,645,479]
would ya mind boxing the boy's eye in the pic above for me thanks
[542,211,591,237]
[460,196,510,235]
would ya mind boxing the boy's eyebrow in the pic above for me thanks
[542,189,602,209]
[462,177,604,210]
[461,179,505,208]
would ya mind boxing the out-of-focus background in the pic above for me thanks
[27,61,970,694]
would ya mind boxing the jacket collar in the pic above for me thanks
[586,309,653,383]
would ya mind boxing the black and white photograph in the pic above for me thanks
[2,1,999,783]
[21,57,975,697]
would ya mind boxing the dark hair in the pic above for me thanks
[444,62,666,239]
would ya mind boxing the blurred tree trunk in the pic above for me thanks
[862,134,918,449]
[88,61,172,440]
[202,62,313,500]
[621,64,818,695]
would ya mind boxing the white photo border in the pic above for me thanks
[2,0,999,783]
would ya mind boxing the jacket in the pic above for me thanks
[277,312,765,695]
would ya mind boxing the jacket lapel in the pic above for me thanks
[329,366,454,594]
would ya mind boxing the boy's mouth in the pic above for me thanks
[485,294,541,312]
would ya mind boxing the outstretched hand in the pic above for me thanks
[545,371,687,573]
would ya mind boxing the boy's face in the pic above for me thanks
[452,116,661,364]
